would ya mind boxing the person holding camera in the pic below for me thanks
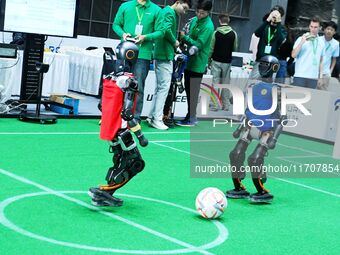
[177,0,214,127]
[291,16,325,89]
[249,5,287,79]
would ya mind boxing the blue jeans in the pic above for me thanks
[293,77,318,89]
[150,60,173,121]
[276,60,287,83]
[133,59,150,121]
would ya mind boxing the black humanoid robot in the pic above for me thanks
[226,55,286,203]
[163,50,188,127]
[88,41,148,207]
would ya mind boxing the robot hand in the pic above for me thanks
[177,81,185,94]
[128,119,148,147]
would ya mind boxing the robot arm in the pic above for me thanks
[233,116,246,138]
[266,115,286,149]
[121,77,148,147]
[266,85,284,149]
[121,77,137,121]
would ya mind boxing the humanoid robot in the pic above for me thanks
[226,55,286,203]
[163,50,188,127]
[89,41,148,207]
[162,45,199,127]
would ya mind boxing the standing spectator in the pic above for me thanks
[113,0,164,123]
[291,16,325,89]
[319,21,339,90]
[249,14,271,63]
[177,0,214,126]
[208,13,238,111]
[147,0,191,130]
[249,5,287,79]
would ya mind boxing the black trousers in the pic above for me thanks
[184,69,204,119]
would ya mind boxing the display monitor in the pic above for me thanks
[0,0,79,38]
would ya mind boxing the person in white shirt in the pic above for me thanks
[318,21,339,90]
[292,16,325,89]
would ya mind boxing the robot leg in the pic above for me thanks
[163,80,177,127]
[248,134,274,202]
[248,143,268,193]
[227,129,252,198]
[103,129,145,190]
[229,139,249,190]
[89,129,145,206]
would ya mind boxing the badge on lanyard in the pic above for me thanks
[265,27,275,54]
[264,45,272,54]
[311,38,318,66]
[135,24,143,36]
[135,7,144,36]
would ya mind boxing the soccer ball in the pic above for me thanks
[195,187,227,219]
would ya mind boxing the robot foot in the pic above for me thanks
[88,187,123,207]
[249,191,273,204]
[226,188,250,199]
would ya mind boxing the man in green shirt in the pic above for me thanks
[113,0,164,122]
[147,0,191,130]
[177,0,214,127]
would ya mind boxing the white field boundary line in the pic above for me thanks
[150,142,340,199]
[0,131,332,157]
[0,168,214,255]
[276,142,329,157]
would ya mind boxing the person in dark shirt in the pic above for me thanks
[249,5,287,79]
[208,13,238,111]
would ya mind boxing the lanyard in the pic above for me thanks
[311,38,318,56]
[325,41,331,52]
[136,6,145,25]
[267,26,277,45]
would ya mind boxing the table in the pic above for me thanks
[64,49,104,95]
[0,51,70,101]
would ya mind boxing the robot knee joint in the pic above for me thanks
[105,151,145,185]
[248,145,267,166]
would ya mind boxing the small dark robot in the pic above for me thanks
[163,50,188,127]
[226,55,286,203]
[89,41,148,207]
[163,46,198,127]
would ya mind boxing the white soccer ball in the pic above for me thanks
[195,187,227,219]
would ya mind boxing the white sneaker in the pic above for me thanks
[150,119,168,130]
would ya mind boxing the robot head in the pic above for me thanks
[115,41,139,72]
[258,55,280,78]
